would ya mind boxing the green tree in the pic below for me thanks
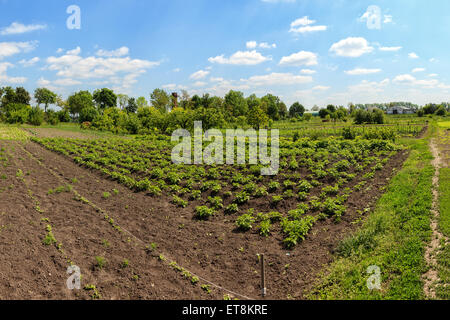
[319,108,330,119]
[93,88,117,110]
[126,97,138,114]
[326,104,336,113]
[68,90,94,117]
[136,96,148,108]
[34,88,57,113]
[247,105,269,129]
[224,90,248,118]
[150,88,171,113]
[289,102,305,118]
[15,87,31,105]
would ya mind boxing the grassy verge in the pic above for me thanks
[306,132,434,300]
[435,166,450,299]
[439,168,450,237]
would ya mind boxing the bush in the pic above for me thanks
[5,103,30,124]
[28,106,44,126]
[58,109,71,122]
[79,106,99,123]
[45,110,60,125]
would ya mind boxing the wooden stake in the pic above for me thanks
[260,253,266,297]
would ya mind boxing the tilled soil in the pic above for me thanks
[0,139,410,300]
[0,140,215,300]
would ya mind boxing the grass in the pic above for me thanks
[438,168,450,237]
[306,130,434,300]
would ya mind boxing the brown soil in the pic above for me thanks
[0,138,409,300]
[0,140,215,300]
[22,127,100,140]
[423,139,449,299]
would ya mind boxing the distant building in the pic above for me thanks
[386,106,415,115]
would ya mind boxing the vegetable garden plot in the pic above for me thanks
[33,133,406,249]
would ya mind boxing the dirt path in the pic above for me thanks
[423,139,449,299]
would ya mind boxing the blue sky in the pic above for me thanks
[0,0,450,109]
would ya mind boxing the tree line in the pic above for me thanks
[0,86,447,134]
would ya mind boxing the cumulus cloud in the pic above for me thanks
[1,22,46,35]
[44,46,160,92]
[189,69,210,80]
[0,41,37,60]
[412,68,425,73]
[408,52,419,59]
[289,16,327,33]
[19,57,40,67]
[345,68,382,75]
[66,46,81,56]
[0,62,27,84]
[246,41,257,49]
[208,50,271,65]
[329,37,373,57]
[379,46,402,52]
[279,51,318,66]
[393,74,440,88]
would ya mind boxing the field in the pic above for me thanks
[0,118,448,300]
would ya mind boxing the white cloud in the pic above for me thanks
[279,51,318,66]
[19,57,40,67]
[300,69,316,74]
[246,41,257,49]
[289,16,326,33]
[56,48,64,54]
[66,46,81,56]
[412,68,425,73]
[189,69,210,80]
[208,50,271,65]
[379,46,402,52]
[247,41,276,49]
[37,77,51,87]
[408,52,419,59]
[0,41,37,60]
[393,74,440,88]
[429,58,437,63]
[44,46,160,92]
[210,77,224,82]
[259,42,276,49]
[53,78,82,86]
[312,85,330,91]
[345,68,382,75]
[290,16,315,27]
[0,62,27,84]
[1,22,46,35]
[330,37,373,57]
[241,72,312,86]
[173,68,181,72]
[393,74,416,83]
[290,25,327,33]
[428,73,438,77]
[96,46,129,58]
